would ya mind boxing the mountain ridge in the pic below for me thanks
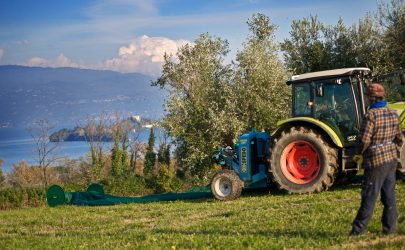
[0,65,165,129]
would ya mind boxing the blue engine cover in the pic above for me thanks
[236,130,270,184]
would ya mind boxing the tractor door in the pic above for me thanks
[292,82,313,117]
[313,78,360,146]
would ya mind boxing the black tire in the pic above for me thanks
[336,170,358,185]
[397,170,405,181]
[211,170,243,201]
[270,126,338,194]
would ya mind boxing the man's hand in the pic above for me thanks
[353,154,363,166]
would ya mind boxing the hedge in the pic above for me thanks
[0,187,46,210]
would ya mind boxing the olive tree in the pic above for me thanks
[282,14,384,74]
[281,15,326,74]
[378,0,405,70]
[155,33,240,178]
[234,13,291,131]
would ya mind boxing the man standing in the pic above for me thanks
[351,83,402,235]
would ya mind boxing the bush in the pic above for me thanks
[149,164,185,193]
[24,187,46,207]
[0,187,46,210]
[103,175,152,197]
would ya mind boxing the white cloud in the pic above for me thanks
[27,53,80,68]
[101,35,190,76]
[24,36,191,76]
[0,48,3,62]
[27,57,48,66]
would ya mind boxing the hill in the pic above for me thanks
[0,65,165,128]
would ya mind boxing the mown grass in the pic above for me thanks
[0,180,404,249]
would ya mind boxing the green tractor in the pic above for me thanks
[211,67,405,200]
[270,67,405,194]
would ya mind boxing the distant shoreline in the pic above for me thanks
[0,127,158,172]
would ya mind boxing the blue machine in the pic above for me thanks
[215,130,271,188]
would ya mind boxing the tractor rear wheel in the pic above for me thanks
[397,170,405,181]
[270,126,338,193]
[211,170,243,201]
[336,170,358,185]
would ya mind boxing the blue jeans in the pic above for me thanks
[352,161,397,234]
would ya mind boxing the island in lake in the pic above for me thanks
[49,116,156,142]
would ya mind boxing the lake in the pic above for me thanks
[0,127,158,172]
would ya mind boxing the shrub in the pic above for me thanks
[0,187,46,210]
[149,164,185,193]
[144,128,156,176]
[0,159,5,187]
[103,175,151,197]
[7,160,60,188]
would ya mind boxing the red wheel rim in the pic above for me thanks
[280,140,320,184]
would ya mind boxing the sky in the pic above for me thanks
[0,0,379,76]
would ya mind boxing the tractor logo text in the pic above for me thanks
[347,135,357,141]
[241,147,247,173]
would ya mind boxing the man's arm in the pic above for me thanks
[356,113,375,155]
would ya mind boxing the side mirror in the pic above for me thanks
[400,74,405,85]
[316,84,324,97]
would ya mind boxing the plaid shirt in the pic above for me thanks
[357,106,402,168]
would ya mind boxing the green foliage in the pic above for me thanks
[281,15,326,74]
[89,148,104,180]
[0,187,45,210]
[121,133,129,169]
[157,142,170,165]
[144,128,156,176]
[1,182,405,248]
[350,13,386,74]
[247,12,276,40]
[102,175,151,197]
[150,164,183,193]
[282,5,405,75]
[0,159,4,187]
[155,15,290,178]
[282,14,384,74]
[235,13,291,131]
[155,32,238,178]
[111,131,124,176]
[380,69,405,102]
[378,0,405,70]
[111,122,131,177]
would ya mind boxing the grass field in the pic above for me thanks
[0,180,404,249]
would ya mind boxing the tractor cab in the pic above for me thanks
[287,68,371,147]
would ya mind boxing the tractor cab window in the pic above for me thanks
[314,78,358,143]
[293,83,312,116]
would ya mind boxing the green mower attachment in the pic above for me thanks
[46,184,212,207]
[46,185,72,207]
